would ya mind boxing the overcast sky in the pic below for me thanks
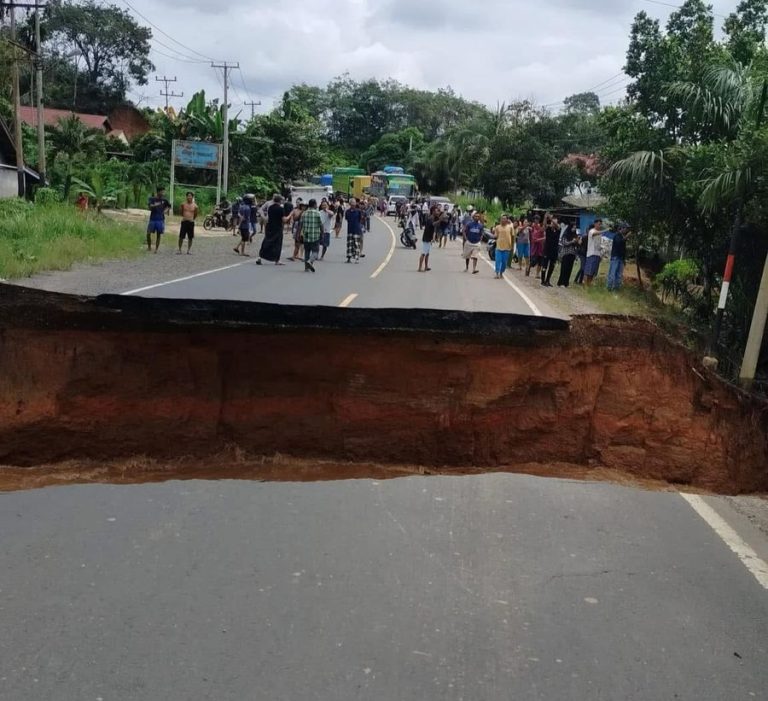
[127,0,739,116]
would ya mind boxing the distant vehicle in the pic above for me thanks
[387,195,408,216]
[352,175,372,200]
[289,185,333,204]
[332,167,365,197]
[371,170,417,199]
[428,196,454,212]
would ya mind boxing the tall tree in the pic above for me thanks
[563,92,600,116]
[41,0,153,113]
[724,0,768,65]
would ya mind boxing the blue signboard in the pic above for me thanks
[174,140,221,170]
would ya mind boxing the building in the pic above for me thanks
[18,105,151,144]
[0,118,41,198]
[19,105,111,132]
[107,104,151,141]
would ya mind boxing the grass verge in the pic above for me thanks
[571,276,707,350]
[0,200,144,279]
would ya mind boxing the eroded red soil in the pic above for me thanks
[1,285,766,493]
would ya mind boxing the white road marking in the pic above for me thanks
[338,293,358,308]
[120,261,249,295]
[479,253,543,316]
[370,216,397,279]
[680,493,768,590]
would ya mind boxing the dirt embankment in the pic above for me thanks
[1,285,766,493]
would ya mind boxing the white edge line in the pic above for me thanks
[479,254,543,317]
[680,493,768,590]
[370,216,397,280]
[120,261,249,296]
[339,293,358,308]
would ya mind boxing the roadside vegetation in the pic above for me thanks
[0,196,143,279]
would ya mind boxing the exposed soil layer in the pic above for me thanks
[1,284,767,494]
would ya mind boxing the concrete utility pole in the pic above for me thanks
[34,0,45,183]
[244,99,261,120]
[210,61,238,197]
[739,254,768,389]
[155,76,183,110]
[9,4,25,197]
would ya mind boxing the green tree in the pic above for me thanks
[723,0,768,65]
[39,0,153,113]
[563,92,600,116]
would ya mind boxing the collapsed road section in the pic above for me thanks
[0,284,766,493]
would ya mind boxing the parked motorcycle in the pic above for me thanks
[399,217,417,249]
[203,207,232,231]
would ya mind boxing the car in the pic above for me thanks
[386,195,408,216]
[428,196,455,213]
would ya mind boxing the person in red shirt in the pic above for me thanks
[75,192,89,212]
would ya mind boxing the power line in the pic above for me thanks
[150,46,207,64]
[640,0,727,19]
[119,0,220,62]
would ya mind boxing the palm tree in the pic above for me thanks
[606,60,768,355]
[47,115,103,198]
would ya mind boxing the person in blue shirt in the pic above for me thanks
[147,187,171,253]
[462,211,484,274]
[345,200,363,263]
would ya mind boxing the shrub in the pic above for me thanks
[655,259,699,304]
[34,187,62,206]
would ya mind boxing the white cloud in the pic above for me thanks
[129,0,740,115]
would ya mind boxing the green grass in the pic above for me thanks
[0,200,144,279]
[571,282,665,317]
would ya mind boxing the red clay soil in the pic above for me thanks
[1,285,767,493]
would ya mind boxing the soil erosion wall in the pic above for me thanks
[1,285,766,493]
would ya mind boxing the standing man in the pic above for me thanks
[146,186,171,253]
[345,199,363,263]
[462,211,484,274]
[319,201,335,260]
[584,218,604,286]
[301,199,323,273]
[178,191,198,255]
[607,224,631,291]
[541,215,561,287]
[419,210,436,272]
[233,197,253,256]
[492,214,514,279]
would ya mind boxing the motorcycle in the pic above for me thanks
[203,207,232,231]
[398,217,417,249]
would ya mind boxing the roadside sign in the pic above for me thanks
[173,141,221,170]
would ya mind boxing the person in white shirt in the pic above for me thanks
[584,218,604,286]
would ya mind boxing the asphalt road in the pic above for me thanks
[4,215,768,699]
[123,216,550,316]
[1,475,766,700]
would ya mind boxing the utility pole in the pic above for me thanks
[244,99,261,120]
[8,4,25,197]
[155,76,183,110]
[210,61,238,196]
[34,0,45,183]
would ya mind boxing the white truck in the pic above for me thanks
[289,185,334,204]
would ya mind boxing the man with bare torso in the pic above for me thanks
[178,191,199,254]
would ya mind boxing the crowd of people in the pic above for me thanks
[143,186,631,290]
[399,200,631,290]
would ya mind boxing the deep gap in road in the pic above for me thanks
[2,284,767,494]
